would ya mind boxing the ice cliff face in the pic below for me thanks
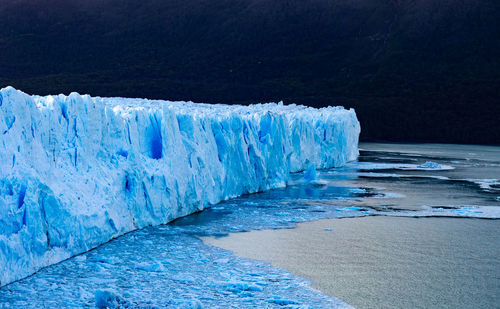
[0,86,360,286]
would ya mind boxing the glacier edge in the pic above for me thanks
[0,86,360,286]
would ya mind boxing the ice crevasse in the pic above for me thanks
[0,86,360,286]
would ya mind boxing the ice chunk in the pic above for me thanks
[304,164,317,182]
[95,289,125,309]
[417,161,442,169]
[0,87,360,286]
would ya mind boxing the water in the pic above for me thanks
[354,143,500,210]
[205,217,500,309]
[0,143,499,308]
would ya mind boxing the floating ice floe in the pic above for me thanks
[350,161,454,171]
[464,179,500,192]
[417,161,443,169]
[343,171,450,180]
[379,206,500,219]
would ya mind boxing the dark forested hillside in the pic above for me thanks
[1,0,499,144]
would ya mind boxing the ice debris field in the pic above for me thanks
[0,86,360,286]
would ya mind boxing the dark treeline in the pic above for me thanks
[1,0,499,144]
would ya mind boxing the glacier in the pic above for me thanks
[0,86,360,286]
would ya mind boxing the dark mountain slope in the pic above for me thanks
[0,0,499,144]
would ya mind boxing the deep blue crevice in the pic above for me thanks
[148,116,162,159]
[124,174,134,195]
[17,185,26,209]
[60,103,68,121]
[117,150,128,158]
[108,218,117,232]
[5,115,15,131]
[73,120,78,138]
[126,123,132,145]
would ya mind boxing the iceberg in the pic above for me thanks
[304,164,318,182]
[0,86,360,286]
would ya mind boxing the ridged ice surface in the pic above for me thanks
[0,87,360,286]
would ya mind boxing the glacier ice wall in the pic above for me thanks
[0,86,360,286]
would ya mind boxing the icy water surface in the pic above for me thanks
[0,143,499,308]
